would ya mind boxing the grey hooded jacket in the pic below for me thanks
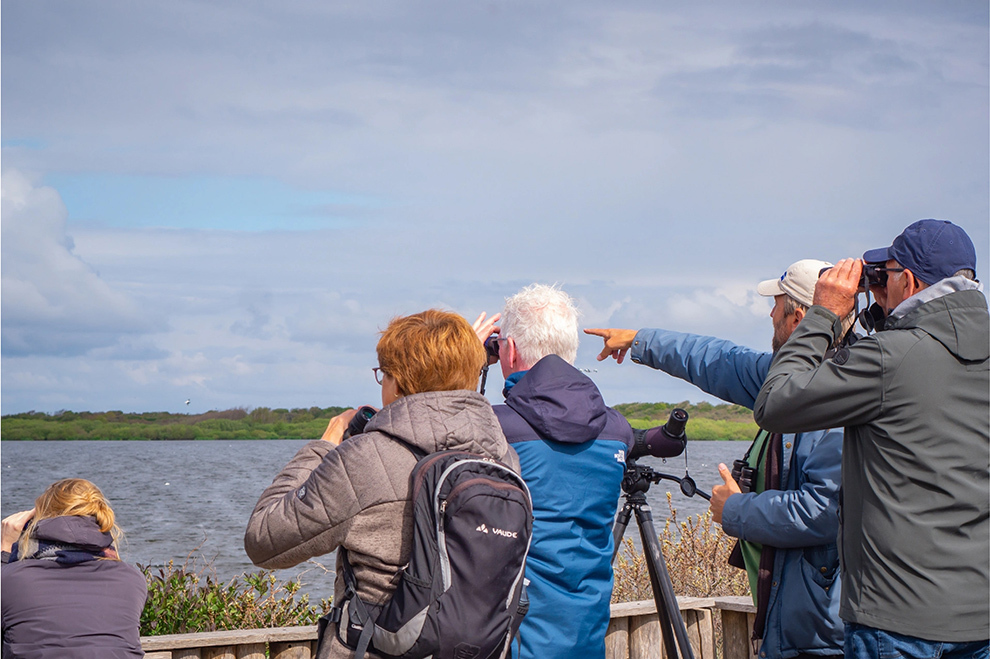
[244,390,519,659]
[755,281,989,641]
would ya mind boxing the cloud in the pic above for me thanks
[1,170,159,356]
[0,2,986,414]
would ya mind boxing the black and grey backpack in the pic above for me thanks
[321,447,533,659]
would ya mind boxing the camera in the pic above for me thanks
[628,408,688,461]
[341,406,377,441]
[730,459,756,493]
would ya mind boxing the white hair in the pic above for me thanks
[501,283,580,367]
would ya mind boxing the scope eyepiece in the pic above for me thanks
[628,408,689,461]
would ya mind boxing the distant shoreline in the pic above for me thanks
[1,402,758,442]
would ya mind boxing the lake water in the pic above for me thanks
[0,439,748,601]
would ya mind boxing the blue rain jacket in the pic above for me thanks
[494,355,634,659]
[630,329,843,659]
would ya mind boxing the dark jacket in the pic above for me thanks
[244,390,519,659]
[631,329,843,659]
[494,355,634,659]
[1,516,147,659]
[755,281,990,641]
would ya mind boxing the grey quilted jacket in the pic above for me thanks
[244,390,519,659]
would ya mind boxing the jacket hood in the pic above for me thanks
[505,355,608,444]
[364,389,508,459]
[891,289,989,362]
[33,516,113,550]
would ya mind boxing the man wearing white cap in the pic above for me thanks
[586,259,852,659]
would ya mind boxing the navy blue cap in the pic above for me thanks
[863,219,977,285]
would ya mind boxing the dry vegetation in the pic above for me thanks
[612,494,750,603]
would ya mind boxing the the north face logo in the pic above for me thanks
[476,524,489,534]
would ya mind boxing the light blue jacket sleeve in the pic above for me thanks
[719,428,842,548]
[629,328,773,410]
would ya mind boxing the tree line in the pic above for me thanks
[1,402,756,441]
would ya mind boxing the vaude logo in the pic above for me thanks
[476,524,518,539]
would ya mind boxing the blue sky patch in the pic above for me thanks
[44,174,383,231]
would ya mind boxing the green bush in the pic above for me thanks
[139,558,332,636]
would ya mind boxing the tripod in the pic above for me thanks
[612,459,711,659]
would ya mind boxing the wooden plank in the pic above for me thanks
[605,615,630,659]
[236,643,266,659]
[144,652,172,659]
[202,647,236,659]
[629,614,662,659]
[720,610,751,659]
[610,597,716,619]
[696,608,715,659]
[142,627,319,651]
[683,609,704,659]
[173,650,201,659]
[271,640,312,659]
[711,596,756,613]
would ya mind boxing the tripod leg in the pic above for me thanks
[611,503,633,564]
[635,504,696,659]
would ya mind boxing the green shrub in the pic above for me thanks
[139,558,331,635]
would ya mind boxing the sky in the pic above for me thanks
[2,1,988,416]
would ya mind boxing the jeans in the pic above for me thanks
[845,623,989,659]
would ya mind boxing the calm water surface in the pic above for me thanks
[0,439,746,601]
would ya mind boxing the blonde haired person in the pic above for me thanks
[1,478,147,659]
[245,309,519,659]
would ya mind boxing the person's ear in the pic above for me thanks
[790,307,805,330]
[504,337,517,369]
[904,269,927,294]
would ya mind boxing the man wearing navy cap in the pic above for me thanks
[754,220,989,659]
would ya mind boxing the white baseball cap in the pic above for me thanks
[756,259,833,308]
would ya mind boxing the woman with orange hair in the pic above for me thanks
[1,478,147,659]
[245,309,520,659]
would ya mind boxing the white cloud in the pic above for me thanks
[1,170,159,356]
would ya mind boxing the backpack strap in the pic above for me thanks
[337,548,377,659]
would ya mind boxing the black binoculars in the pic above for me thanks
[730,459,756,493]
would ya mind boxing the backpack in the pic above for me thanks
[322,448,533,659]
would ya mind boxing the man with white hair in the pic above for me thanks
[587,259,849,659]
[482,283,637,659]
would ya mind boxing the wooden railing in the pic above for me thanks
[142,596,756,659]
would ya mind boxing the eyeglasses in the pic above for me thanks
[373,367,387,385]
